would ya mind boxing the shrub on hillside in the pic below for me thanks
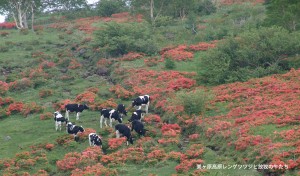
[198,27,300,85]
[168,89,212,116]
[94,22,158,56]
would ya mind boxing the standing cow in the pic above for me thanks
[100,109,122,128]
[65,104,89,120]
[53,111,68,131]
[132,95,150,114]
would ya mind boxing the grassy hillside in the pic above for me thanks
[1,2,300,176]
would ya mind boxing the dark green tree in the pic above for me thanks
[96,0,127,17]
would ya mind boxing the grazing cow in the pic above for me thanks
[128,109,146,122]
[132,95,150,113]
[115,124,133,145]
[67,122,85,141]
[65,104,89,120]
[100,109,122,128]
[116,104,127,118]
[131,120,147,136]
[88,133,102,148]
[54,111,68,131]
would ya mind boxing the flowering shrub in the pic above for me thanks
[56,152,81,171]
[55,135,74,146]
[0,22,16,29]
[120,52,144,61]
[86,87,99,94]
[38,60,56,69]
[0,81,9,94]
[175,159,204,173]
[147,149,167,161]
[7,102,24,114]
[109,84,134,99]
[108,137,126,150]
[185,144,204,159]
[188,134,200,141]
[16,159,36,169]
[144,57,163,67]
[75,91,97,103]
[91,98,118,111]
[144,114,161,123]
[157,138,179,145]
[39,89,53,98]
[71,163,117,176]
[161,124,181,137]
[167,151,184,162]
[9,78,32,91]
[161,45,194,61]
[21,102,44,116]
[44,143,55,151]
[39,112,53,120]
[53,99,73,111]
[0,97,14,106]
[167,78,196,90]
[97,58,112,67]
[188,42,216,51]
[68,59,82,69]
[77,128,96,141]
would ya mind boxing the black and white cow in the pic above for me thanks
[132,95,150,113]
[128,109,146,122]
[100,109,122,128]
[131,120,147,136]
[54,111,68,131]
[65,104,89,120]
[88,133,102,148]
[116,104,127,118]
[67,122,85,141]
[115,124,133,145]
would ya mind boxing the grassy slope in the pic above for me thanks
[1,3,299,176]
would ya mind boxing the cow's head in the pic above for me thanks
[128,135,134,145]
[79,126,85,132]
[139,129,147,136]
[132,100,137,107]
[83,104,89,110]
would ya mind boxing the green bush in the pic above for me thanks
[0,46,9,52]
[93,22,159,56]
[170,89,212,116]
[198,26,300,85]
[164,58,175,69]
[96,0,126,17]
[154,16,174,27]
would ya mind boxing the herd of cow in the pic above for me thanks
[53,95,150,147]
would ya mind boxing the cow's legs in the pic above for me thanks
[55,122,58,131]
[116,130,120,138]
[65,110,69,120]
[100,115,104,128]
[88,135,92,146]
[109,118,113,127]
[104,118,108,127]
[76,112,80,120]
[145,101,149,114]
